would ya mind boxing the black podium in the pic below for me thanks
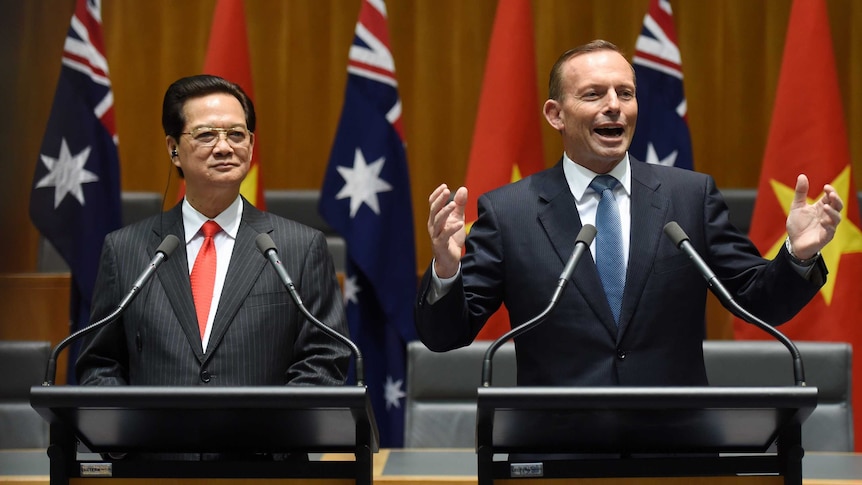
[476,386,817,485]
[30,385,379,485]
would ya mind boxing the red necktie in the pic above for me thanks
[190,221,221,339]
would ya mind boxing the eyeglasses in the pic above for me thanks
[181,126,252,148]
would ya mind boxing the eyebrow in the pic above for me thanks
[188,123,248,130]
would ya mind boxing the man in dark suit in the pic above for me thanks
[415,40,844,388]
[77,75,349,387]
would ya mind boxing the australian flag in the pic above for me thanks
[29,0,122,383]
[319,0,417,447]
[630,0,694,170]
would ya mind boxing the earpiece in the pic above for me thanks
[171,149,178,158]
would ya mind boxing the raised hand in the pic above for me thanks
[786,174,843,260]
[427,184,468,278]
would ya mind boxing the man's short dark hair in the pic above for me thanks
[162,74,256,140]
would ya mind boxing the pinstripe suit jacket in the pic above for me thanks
[77,198,350,386]
[415,159,826,387]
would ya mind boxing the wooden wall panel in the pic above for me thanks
[0,275,71,383]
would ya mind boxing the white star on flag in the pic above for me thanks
[384,374,405,410]
[35,138,98,208]
[342,274,360,306]
[644,141,678,167]
[334,147,393,217]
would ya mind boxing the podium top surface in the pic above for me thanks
[30,385,370,409]
[477,385,819,408]
[29,385,378,454]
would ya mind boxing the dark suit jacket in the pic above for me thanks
[415,160,826,387]
[77,198,350,386]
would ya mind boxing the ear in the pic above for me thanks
[246,132,255,162]
[166,136,180,166]
[543,99,564,131]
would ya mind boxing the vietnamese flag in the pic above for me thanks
[467,0,545,340]
[178,0,266,208]
[733,0,862,450]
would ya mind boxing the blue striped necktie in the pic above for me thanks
[590,175,625,325]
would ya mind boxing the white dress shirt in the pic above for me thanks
[562,152,632,268]
[183,196,243,352]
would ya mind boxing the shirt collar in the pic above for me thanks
[562,152,632,201]
[182,196,243,243]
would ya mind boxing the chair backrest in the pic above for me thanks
[38,191,165,272]
[38,190,347,274]
[719,189,862,235]
[405,341,516,448]
[0,340,51,448]
[264,190,345,272]
[34,188,862,274]
[405,339,853,452]
[703,340,853,452]
[720,188,756,234]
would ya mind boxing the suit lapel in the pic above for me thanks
[204,200,272,358]
[536,163,617,336]
[153,204,206,360]
[616,160,669,338]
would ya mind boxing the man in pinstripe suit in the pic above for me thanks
[416,40,843,389]
[76,75,349,388]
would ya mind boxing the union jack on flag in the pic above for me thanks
[630,0,694,170]
[319,0,417,447]
[29,0,122,383]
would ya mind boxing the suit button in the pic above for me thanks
[200,371,211,383]
[617,350,626,360]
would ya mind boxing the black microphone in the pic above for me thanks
[662,221,806,386]
[481,224,597,387]
[43,235,180,385]
[255,233,365,387]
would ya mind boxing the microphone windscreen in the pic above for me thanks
[157,234,181,258]
[255,233,277,254]
[576,224,597,245]
[663,221,688,247]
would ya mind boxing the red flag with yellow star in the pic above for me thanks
[467,0,545,340]
[733,0,862,450]
[177,0,265,208]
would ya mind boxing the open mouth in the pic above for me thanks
[594,127,624,137]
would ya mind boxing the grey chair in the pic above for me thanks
[404,341,515,448]
[37,191,164,272]
[0,340,51,448]
[264,189,346,273]
[703,340,853,452]
[405,339,853,452]
[720,188,757,234]
[719,188,862,235]
[38,190,348,274]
